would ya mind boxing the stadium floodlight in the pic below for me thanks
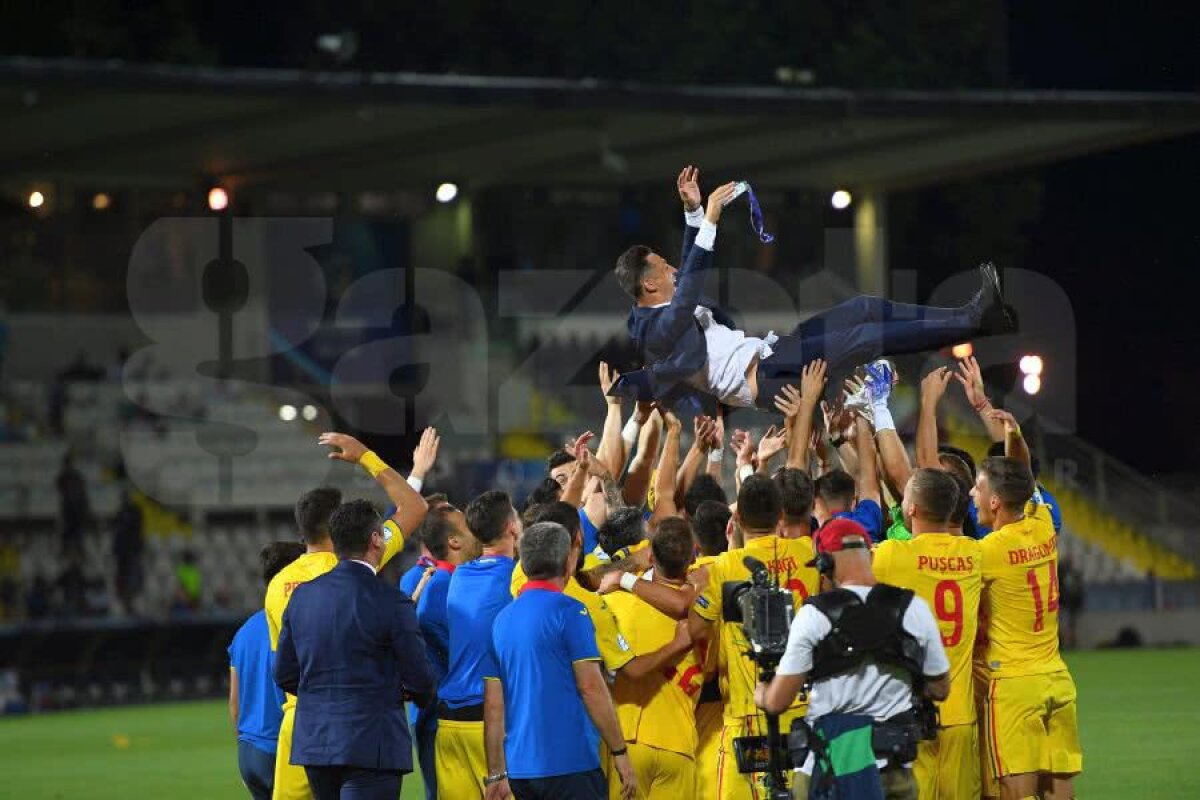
[1019,354,1044,376]
[278,404,298,422]
[28,190,44,208]
[92,192,111,211]
[435,182,459,203]
[1022,374,1041,395]
[951,342,974,359]
[301,405,318,421]
[207,187,229,212]
[831,189,852,210]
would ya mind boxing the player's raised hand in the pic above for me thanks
[955,355,990,410]
[800,359,828,404]
[677,165,702,212]
[693,415,717,453]
[708,413,725,451]
[705,181,738,225]
[731,428,755,467]
[921,367,954,407]
[599,361,621,406]
[410,426,440,479]
[987,408,1021,435]
[319,432,367,463]
[756,425,788,465]
[661,407,683,436]
[773,384,803,420]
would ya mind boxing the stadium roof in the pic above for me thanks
[3,56,1199,193]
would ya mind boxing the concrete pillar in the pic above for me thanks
[853,189,888,296]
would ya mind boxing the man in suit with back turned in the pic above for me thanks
[275,498,436,800]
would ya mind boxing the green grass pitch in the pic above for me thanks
[1,648,1197,799]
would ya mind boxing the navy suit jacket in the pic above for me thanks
[275,560,435,772]
[611,222,736,413]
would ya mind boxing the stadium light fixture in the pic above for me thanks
[1022,374,1042,395]
[28,190,45,208]
[301,405,318,421]
[278,404,298,422]
[831,189,852,210]
[951,342,974,359]
[92,192,111,211]
[207,187,229,212]
[436,182,459,203]
[1019,354,1043,376]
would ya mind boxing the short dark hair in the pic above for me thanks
[986,441,1041,478]
[423,492,450,509]
[614,245,653,299]
[295,487,342,545]
[773,468,815,523]
[524,477,562,511]
[520,522,571,580]
[692,500,731,557]
[938,444,976,479]
[328,499,381,560]
[685,474,728,518]
[417,510,455,560]
[908,468,960,526]
[597,506,645,558]
[547,450,576,472]
[737,474,783,532]
[815,470,856,511]
[938,452,974,487]
[946,471,973,527]
[532,501,583,541]
[465,490,516,546]
[260,541,305,586]
[979,456,1036,513]
[652,517,695,581]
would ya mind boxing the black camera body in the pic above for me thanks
[721,557,794,670]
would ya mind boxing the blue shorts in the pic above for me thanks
[237,739,275,800]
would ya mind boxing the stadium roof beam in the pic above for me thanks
[1,56,1198,192]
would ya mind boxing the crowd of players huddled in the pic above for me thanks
[229,353,1080,800]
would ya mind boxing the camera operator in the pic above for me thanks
[754,519,950,800]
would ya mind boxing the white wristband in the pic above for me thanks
[694,220,717,251]
[871,403,896,434]
[621,416,640,446]
[406,475,424,492]
[737,464,754,482]
[707,448,724,464]
[619,572,639,592]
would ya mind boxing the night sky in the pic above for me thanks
[1001,2,1200,475]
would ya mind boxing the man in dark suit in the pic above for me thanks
[275,499,435,800]
[611,166,1011,413]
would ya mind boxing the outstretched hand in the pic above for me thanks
[677,165,702,212]
[410,426,440,478]
[319,432,367,463]
[956,356,990,410]
[705,182,738,225]
[921,367,954,408]
[599,361,621,405]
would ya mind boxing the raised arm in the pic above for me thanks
[988,409,1031,471]
[408,426,439,493]
[864,362,911,499]
[622,410,661,507]
[649,410,682,525]
[676,415,716,508]
[596,362,628,478]
[596,569,697,620]
[561,431,596,508]
[854,413,882,509]
[956,356,1006,442]
[916,367,953,468]
[318,431,428,559]
[786,359,826,470]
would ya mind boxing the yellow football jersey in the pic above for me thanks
[873,533,982,726]
[511,563,635,673]
[607,586,703,758]
[264,518,405,708]
[979,506,1066,678]
[693,535,820,721]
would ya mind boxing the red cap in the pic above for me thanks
[806,518,872,566]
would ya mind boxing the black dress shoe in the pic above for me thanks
[973,262,1014,334]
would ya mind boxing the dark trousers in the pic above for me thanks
[755,295,980,408]
[510,768,607,800]
[304,765,403,800]
[237,740,275,800]
[414,711,438,800]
